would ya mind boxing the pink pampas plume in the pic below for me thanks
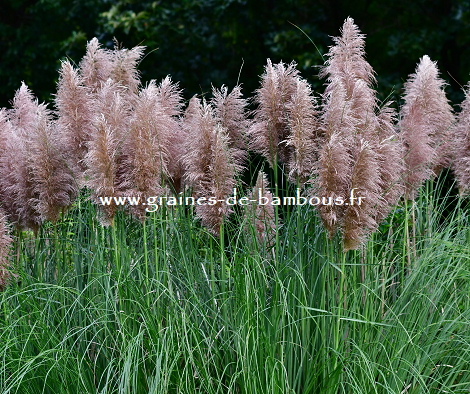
[244,171,278,249]
[194,124,245,236]
[110,41,145,98]
[0,109,14,211]
[156,76,186,194]
[313,80,355,237]
[314,17,403,248]
[400,55,455,199]
[56,60,95,186]
[183,98,245,235]
[9,82,38,135]
[183,97,217,191]
[79,37,113,94]
[374,103,405,225]
[342,139,381,251]
[0,211,13,291]
[452,84,470,196]
[122,81,173,221]
[30,104,76,223]
[248,59,299,167]
[285,77,319,186]
[157,76,184,117]
[4,83,41,231]
[320,17,378,142]
[212,84,250,150]
[85,80,130,225]
[320,17,375,100]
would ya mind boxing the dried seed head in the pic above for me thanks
[56,60,95,185]
[452,84,470,196]
[400,55,455,198]
[249,59,299,167]
[30,105,75,223]
[79,37,113,94]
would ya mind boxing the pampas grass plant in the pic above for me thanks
[79,37,113,94]
[248,59,299,167]
[30,104,75,224]
[2,23,470,394]
[121,81,173,221]
[314,79,355,237]
[56,60,95,185]
[109,41,145,98]
[155,76,186,194]
[212,84,251,152]
[314,17,403,249]
[452,83,470,196]
[400,55,455,199]
[183,96,245,235]
[2,83,42,231]
[85,80,130,225]
[285,76,319,186]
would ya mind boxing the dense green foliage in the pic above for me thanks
[2,0,470,108]
[1,176,470,393]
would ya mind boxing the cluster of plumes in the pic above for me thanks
[309,17,404,251]
[60,38,149,225]
[0,36,253,238]
[248,60,319,186]
[0,84,74,231]
[182,85,248,236]
[58,38,187,225]
[2,20,470,259]
[400,55,456,199]
[453,84,470,196]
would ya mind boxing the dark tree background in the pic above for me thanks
[1,0,470,110]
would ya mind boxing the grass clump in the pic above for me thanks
[1,179,469,393]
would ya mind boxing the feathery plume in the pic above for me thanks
[110,41,145,97]
[183,97,217,191]
[400,55,455,198]
[30,104,75,223]
[313,80,355,237]
[5,84,41,231]
[320,17,375,97]
[79,37,113,94]
[122,81,172,220]
[248,60,299,167]
[156,77,186,194]
[244,171,277,249]
[0,109,14,211]
[374,103,405,224]
[212,85,250,150]
[313,17,403,248]
[56,60,95,185]
[0,109,9,149]
[452,84,470,196]
[0,211,13,291]
[342,140,381,251]
[285,77,319,185]
[85,80,130,225]
[9,82,38,135]
[157,76,184,117]
[194,124,245,236]
[183,99,245,235]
